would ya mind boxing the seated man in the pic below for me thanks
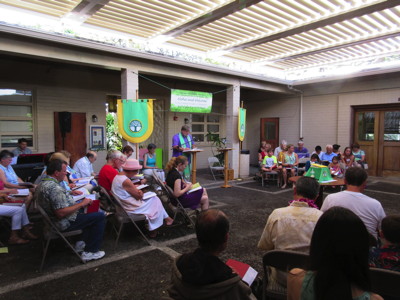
[258,176,322,287]
[36,159,106,262]
[12,138,32,156]
[168,209,256,300]
[294,140,309,158]
[320,144,337,163]
[369,215,400,272]
[73,151,97,178]
[98,150,126,193]
[321,167,386,240]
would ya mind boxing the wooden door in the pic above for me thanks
[54,112,87,167]
[353,105,400,177]
[260,118,279,150]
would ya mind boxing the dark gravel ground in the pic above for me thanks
[0,171,399,300]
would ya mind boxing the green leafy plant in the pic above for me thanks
[205,131,226,164]
[106,113,122,151]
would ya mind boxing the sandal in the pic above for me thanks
[8,237,30,245]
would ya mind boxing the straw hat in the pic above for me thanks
[122,159,142,170]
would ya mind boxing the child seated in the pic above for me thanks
[261,149,277,173]
[369,215,400,272]
[305,154,320,172]
[328,156,343,177]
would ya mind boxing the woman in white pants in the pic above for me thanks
[0,184,37,244]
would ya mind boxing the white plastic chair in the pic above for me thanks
[208,157,224,181]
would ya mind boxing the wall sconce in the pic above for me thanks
[92,114,98,123]
[173,114,178,121]
[184,118,189,124]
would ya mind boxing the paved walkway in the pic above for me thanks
[0,169,399,300]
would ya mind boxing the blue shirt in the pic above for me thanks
[321,152,337,163]
[0,164,19,184]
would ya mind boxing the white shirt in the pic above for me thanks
[321,190,386,239]
[274,146,282,158]
[73,156,94,178]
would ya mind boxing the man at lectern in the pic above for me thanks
[172,125,194,180]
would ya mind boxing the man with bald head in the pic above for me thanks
[168,209,256,300]
[320,144,337,163]
[73,151,97,178]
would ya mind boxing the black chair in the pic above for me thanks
[262,250,310,300]
[37,205,85,271]
[370,267,400,300]
[109,191,151,248]
[152,169,196,228]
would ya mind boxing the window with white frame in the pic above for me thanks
[0,89,35,149]
[191,113,220,143]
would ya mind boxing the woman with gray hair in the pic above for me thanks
[98,150,126,193]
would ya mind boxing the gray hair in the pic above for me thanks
[326,144,333,149]
[281,139,287,146]
[106,150,125,161]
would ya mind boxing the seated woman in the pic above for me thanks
[281,144,299,189]
[142,143,165,183]
[287,206,383,300]
[352,143,367,169]
[111,159,173,237]
[165,156,209,211]
[0,180,37,244]
[342,146,355,170]
[122,145,134,160]
[0,150,34,208]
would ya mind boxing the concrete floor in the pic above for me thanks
[0,168,399,300]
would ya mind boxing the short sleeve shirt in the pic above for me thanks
[166,168,182,190]
[36,175,77,231]
[98,164,118,193]
[262,155,277,167]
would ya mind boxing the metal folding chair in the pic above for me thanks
[152,169,196,228]
[262,250,310,300]
[261,170,280,187]
[109,191,151,248]
[37,205,85,272]
[208,157,224,181]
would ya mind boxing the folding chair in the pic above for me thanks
[109,191,151,248]
[208,157,224,181]
[37,205,85,272]
[262,250,310,300]
[370,267,400,299]
[152,170,196,228]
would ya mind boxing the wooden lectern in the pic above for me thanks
[183,148,203,183]
[217,148,233,188]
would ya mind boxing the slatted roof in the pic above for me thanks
[1,0,400,81]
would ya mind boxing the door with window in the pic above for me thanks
[354,105,400,176]
[260,118,279,150]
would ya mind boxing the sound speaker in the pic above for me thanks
[59,111,72,136]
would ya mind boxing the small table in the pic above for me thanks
[217,148,233,188]
[183,148,203,183]
[289,176,345,208]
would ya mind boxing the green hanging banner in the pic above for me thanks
[238,107,246,141]
[117,99,154,143]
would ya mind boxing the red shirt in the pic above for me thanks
[98,164,118,193]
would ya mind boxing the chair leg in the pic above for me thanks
[129,220,151,246]
[40,238,51,272]
[114,223,124,250]
[210,168,217,181]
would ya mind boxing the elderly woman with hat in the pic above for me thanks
[111,159,173,238]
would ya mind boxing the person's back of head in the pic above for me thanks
[196,209,230,255]
[310,153,320,162]
[381,215,400,245]
[295,177,320,200]
[309,206,370,300]
[106,150,123,161]
[345,167,368,187]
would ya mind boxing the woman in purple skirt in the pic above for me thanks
[165,156,209,210]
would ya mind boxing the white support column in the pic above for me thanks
[226,82,240,177]
[121,68,139,159]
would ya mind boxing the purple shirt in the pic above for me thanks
[294,147,309,158]
[172,133,194,160]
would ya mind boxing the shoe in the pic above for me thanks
[75,241,85,253]
[8,237,30,245]
[81,251,105,262]
[281,184,287,189]
[21,230,39,240]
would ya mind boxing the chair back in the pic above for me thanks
[370,267,400,298]
[298,157,310,164]
[98,185,116,213]
[208,156,221,167]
